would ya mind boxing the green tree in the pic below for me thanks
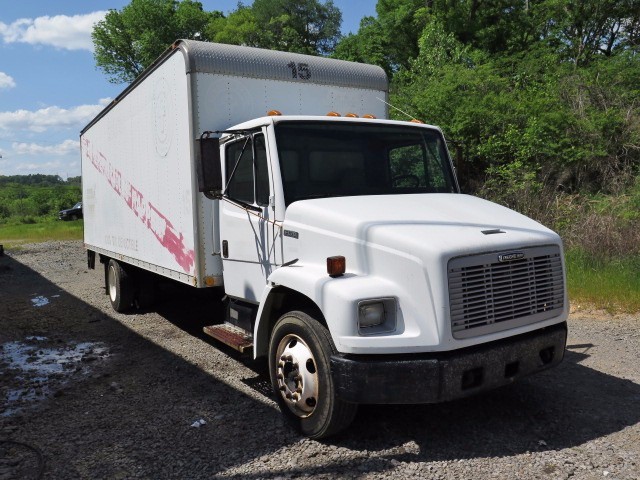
[537,0,640,65]
[210,0,342,55]
[333,0,426,74]
[252,0,341,55]
[92,0,220,83]
[375,0,427,70]
[332,17,391,76]
[206,5,260,47]
[66,176,82,186]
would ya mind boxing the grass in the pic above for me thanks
[566,249,640,313]
[0,219,83,248]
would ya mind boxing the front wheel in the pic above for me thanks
[268,311,357,439]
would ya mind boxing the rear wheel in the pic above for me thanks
[269,311,357,439]
[107,259,134,313]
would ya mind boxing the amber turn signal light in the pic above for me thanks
[327,256,346,277]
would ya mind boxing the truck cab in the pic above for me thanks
[202,114,567,438]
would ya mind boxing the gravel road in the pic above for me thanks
[0,241,638,479]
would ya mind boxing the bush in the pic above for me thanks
[0,183,81,224]
[479,173,640,260]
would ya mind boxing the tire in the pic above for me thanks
[107,259,134,313]
[268,311,357,439]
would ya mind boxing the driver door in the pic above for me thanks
[219,131,280,302]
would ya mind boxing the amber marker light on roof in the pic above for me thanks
[267,110,282,116]
[326,111,341,117]
[327,256,346,277]
[362,114,376,119]
[410,119,424,123]
[345,112,358,118]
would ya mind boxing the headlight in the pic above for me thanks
[357,298,397,335]
[359,302,385,328]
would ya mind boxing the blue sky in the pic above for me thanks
[0,1,376,178]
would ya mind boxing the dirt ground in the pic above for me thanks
[0,241,638,479]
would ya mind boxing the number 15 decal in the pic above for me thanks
[287,62,311,80]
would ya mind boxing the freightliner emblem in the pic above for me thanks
[497,251,525,262]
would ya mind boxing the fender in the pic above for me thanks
[253,264,328,359]
[252,262,422,358]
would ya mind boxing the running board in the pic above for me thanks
[203,323,253,354]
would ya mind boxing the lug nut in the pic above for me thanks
[276,373,284,380]
[279,385,286,391]
[295,387,302,393]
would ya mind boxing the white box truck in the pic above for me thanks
[81,40,568,438]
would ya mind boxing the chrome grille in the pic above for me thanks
[448,246,564,339]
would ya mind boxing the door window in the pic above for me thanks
[225,133,269,205]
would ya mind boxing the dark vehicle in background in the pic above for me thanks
[58,202,83,221]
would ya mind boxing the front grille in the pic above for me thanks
[448,246,564,339]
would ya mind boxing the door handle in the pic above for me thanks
[222,240,229,258]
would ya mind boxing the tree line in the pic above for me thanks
[0,174,81,187]
[93,0,640,200]
[0,176,81,222]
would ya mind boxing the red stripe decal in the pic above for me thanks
[83,138,196,274]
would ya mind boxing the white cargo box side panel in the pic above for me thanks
[193,75,387,132]
[82,51,215,284]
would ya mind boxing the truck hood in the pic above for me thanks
[276,194,566,354]
[283,193,559,261]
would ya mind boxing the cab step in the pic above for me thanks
[203,323,253,354]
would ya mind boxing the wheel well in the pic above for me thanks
[99,256,155,303]
[254,286,325,359]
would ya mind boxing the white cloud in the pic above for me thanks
[14,160,65,173]
[0,11,107,51]
[0,155,82,176]
[0,72,16,89]
[12,139,79,156]
[0,100,109,133]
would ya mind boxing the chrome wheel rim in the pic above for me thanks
[275,334,319,418]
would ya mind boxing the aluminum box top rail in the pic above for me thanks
[180,40,388,91]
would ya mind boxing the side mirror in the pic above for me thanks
[195,135,222,199]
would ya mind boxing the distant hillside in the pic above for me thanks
[0,174,80,187]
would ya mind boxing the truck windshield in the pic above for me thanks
[274,121,457,205]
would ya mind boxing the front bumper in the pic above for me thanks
[331,322,567,404]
